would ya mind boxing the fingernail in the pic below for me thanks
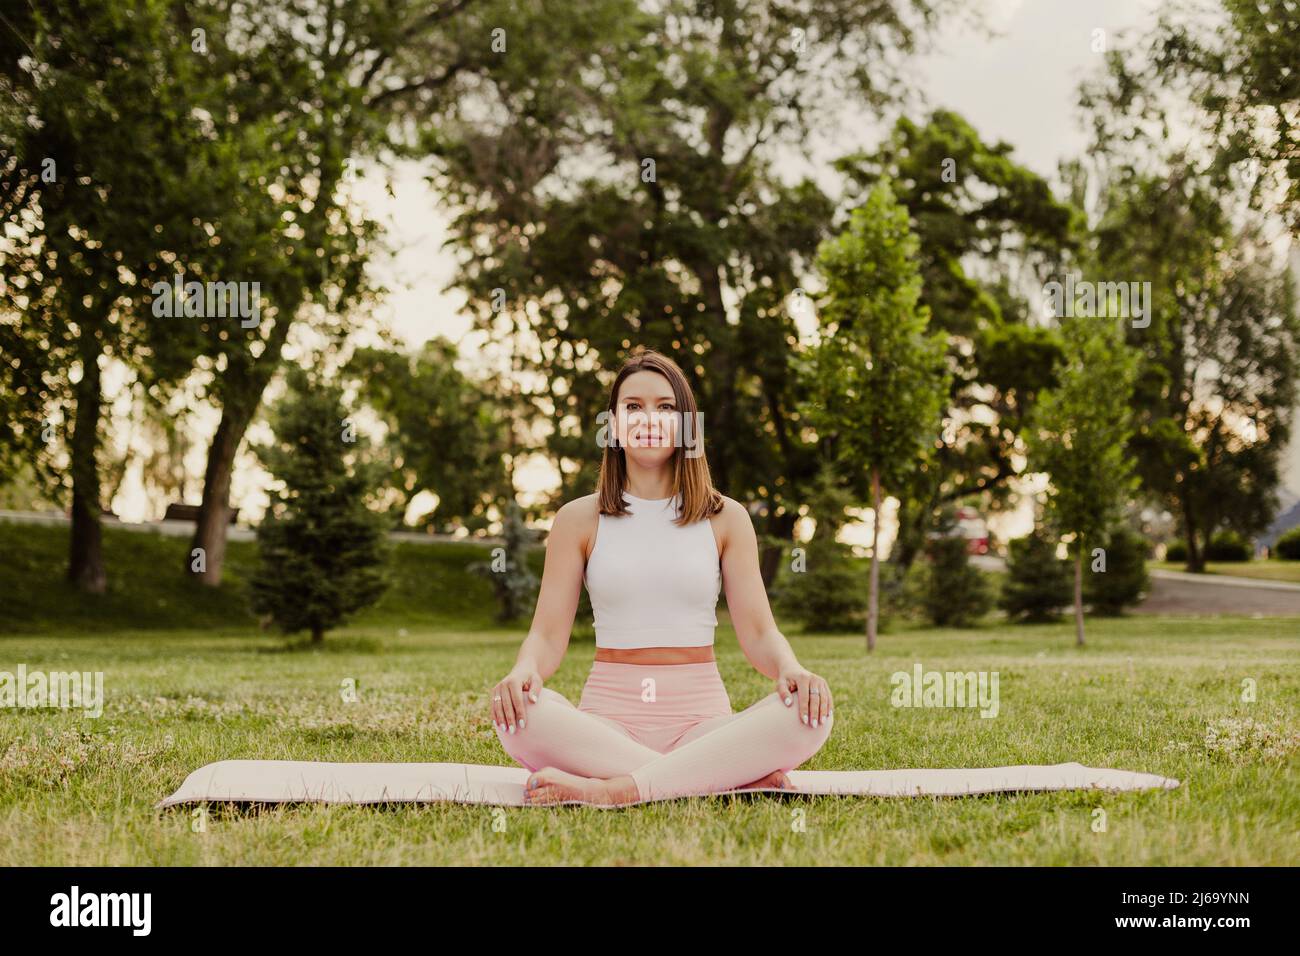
[801,713,808,724]
[812,718,818,728]
[519,719,526,729]
[530,693,537,703]
[509,724,515,734]
[784,696,792,706]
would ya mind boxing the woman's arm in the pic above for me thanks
[718,497,833,727]
[491,497,591,733]
[718,498,799,679]
[513,498,590,681]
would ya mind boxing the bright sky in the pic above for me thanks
[113,0,1228,553]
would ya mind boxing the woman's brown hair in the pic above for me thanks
[595,347,724,526]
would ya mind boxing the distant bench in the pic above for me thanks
[163,503,240,524]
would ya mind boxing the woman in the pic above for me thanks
[491,348,834,806]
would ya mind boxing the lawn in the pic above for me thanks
[1,523,1297,865]
[1151,560,1300,584]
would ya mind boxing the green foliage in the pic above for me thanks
[421,0,948,520]
[1083,162,1300,573]
[1276,527,1300,560]
[348,339,514,534]
[1165,539,1188,563]
[773,535,872,634]
[1027,314,1139,557]
[801,182,952,643]
[1205,531,1252,563]
[918,535,993,628]
[249,367,390,641]
[836,110,1080,568]
[467,500,539,624]
[803,182,951,494]
[1084,527,1152,615]
[1000,528,1071,623]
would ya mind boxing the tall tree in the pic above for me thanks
[422,0,952,584]
[835,110,1079,568]
[0,0,228,591]
[1025,313,1139,646]
[1091,164,1300,571]
[801,183,950,650]
[180,0,481,586]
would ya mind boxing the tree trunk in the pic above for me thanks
[1182,499,1205,573]
[188,402,252,585]
[68,328,106,594]
[868,467,881,653]
[1073,545,1085,647]
[759,507,798,590]
[189,290,296,586]
[311,625,324,644]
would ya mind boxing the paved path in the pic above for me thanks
[1136,569,1300,616]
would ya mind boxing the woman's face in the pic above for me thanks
[613,370,680,463]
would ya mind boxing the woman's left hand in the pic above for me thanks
[775,666,832,729]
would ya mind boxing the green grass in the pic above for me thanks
[1151,560,1300,584]
[1,522,1297,864]
[0,521,524,634]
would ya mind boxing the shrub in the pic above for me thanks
[1084,527,1151,615]
[773,534,871,633]
[918,534,993,627]
[249,367,390,643]
[1275,527,1300,560]
[468,499,539,623]
[1000,529,1071,622]
[1205,530,1252,562]
[1165,539,1188,562]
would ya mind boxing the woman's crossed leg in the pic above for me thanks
[494,687,833,806]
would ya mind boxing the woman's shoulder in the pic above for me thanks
[556,494,600,520]
[707,494,750,531]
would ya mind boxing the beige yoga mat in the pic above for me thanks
[156,760,1181,809]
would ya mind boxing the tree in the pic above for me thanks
[1090,166,1300,571]
[421,0,956,586]
[249,366,389,643]
[0,0,231,591]
[1025,314,1139,645]
[771,465,871,634]
[801,183,951,650]
[1000,527,1072,623]
[918,533,993,628]
[181,0,481,586]
[347,338,514,533]
[835,110,1080,569]
[1077,2,1300,573]
[1083,526,1151,615]
[1080,0,1300,235]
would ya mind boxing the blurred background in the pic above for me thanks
[3,0,1299,630]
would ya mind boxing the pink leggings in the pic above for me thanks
[494,660,834,803]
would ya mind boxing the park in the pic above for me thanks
[1,0,1297,879]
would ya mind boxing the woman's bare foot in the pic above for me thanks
[737,770,793,791]
[523,768,640,807]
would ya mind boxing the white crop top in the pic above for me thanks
[582,491,722,648]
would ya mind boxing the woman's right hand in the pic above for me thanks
[491,666,543,735]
